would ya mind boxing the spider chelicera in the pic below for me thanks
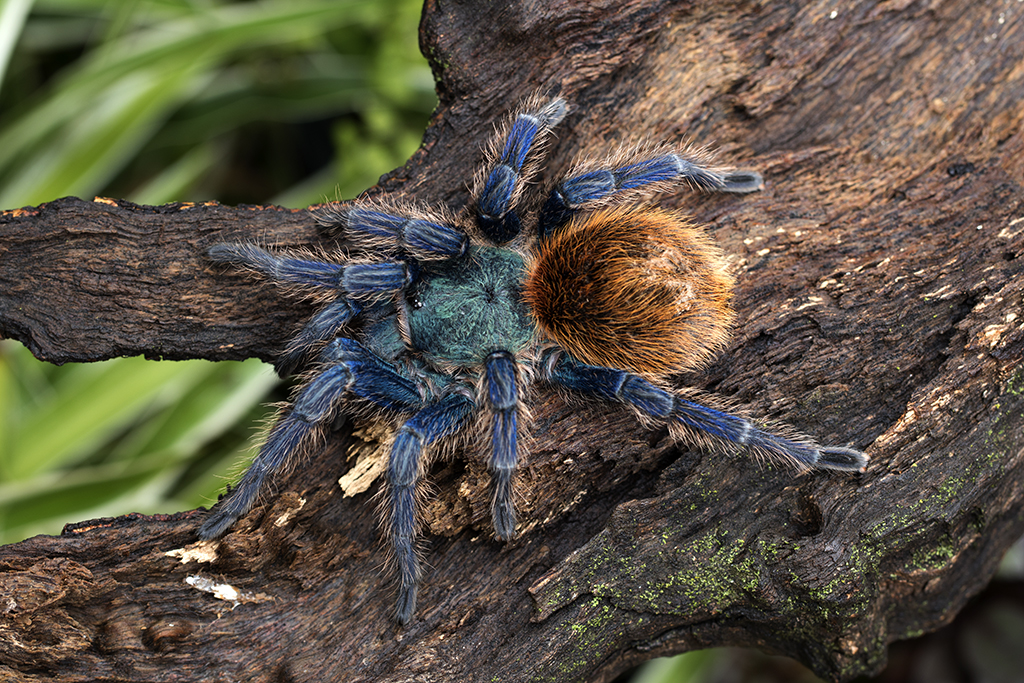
[199,95,868,624]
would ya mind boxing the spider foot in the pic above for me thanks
[816,446,869,472]
[395,583,417,625]
[491,471,516,540]
[198,508,238,540]
[721,170,765,193]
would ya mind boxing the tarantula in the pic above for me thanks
[199,95,868,624]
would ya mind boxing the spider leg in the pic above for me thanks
[198,338,422,540]
[545,353,868,472]
[483,351,521,539]
[208,243,411,298]
[475,96,568,243]
[312,203,469,260]
[388,392,475,624]
[539,148,764,238]
[275,299,360,376]
[317,337,424,410]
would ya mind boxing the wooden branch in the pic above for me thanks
[2,1,1024,681]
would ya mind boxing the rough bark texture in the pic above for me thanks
[2,1,1023,681]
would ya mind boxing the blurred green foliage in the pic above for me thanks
[0,0,435,544]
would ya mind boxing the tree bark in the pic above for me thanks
[2,1,1023,681]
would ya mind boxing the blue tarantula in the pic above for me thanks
[199,95,868,624]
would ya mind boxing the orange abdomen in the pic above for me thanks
[524,207,734,377]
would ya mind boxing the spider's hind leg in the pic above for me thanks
[474,96,568,243]
[544,353,868,473]
[538,146,765,239]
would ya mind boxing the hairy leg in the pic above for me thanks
[199,338,423,539]
[474,96,568,243]
[544,352,867,472]
[387,392,475,624]
[208,243,410,297]
[539,145,763,238]
[483,351,521,539]
[313,202,469,261]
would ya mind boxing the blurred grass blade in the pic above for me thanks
[7,357,209,479]
[0,358,277,543]
[113,359,276,464]
[0,0,374,205]
[0,64,214,206]
[630,650,720,683]
[0,0,34,96]
[0,0,433,543]
[128,140,221,206]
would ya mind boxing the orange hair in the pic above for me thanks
[524,207,734,377]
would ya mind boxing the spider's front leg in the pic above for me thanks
[198,338,423,539]
[208,243,410,375]
[312,203,469,262]
[544,352,868,472]
[208,243,412,294]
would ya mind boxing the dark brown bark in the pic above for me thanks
[2,1,1023,681]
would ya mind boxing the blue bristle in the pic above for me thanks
[404,219,467,256]
[387,394,474,624]
[341,262,409,297]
